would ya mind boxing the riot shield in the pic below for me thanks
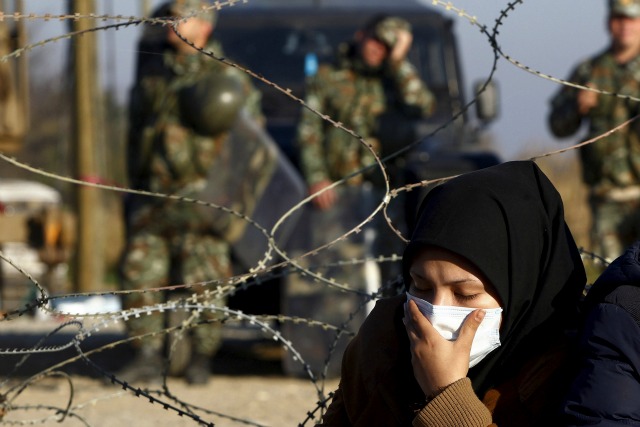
[281,184,383,378]
[198,110,306,270]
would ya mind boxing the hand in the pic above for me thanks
[389,29,413,65]
[309,180,337,211]
[403,299,485,397]
[577,83,598,116]
[167,18,213,55]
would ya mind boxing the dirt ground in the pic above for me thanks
[0,317,340,427]
[2,374,340,427]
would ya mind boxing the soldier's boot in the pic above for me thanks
[184,352,211,385]
[116,346,164,385]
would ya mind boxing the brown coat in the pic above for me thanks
[320,295,572,427]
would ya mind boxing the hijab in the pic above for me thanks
[402,160,586,395]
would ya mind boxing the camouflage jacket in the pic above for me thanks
[549,48,640,189]
[296,44,435,186]
[126,40,263,232]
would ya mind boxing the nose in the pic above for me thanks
[430,289,453,307]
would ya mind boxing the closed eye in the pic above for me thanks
[455,293,480,302]
[409,284,432,299]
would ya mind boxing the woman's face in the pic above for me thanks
[408,246,502,310]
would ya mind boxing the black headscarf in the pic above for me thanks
[402,160,586,395]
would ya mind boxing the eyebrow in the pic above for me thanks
[411,271,483,287]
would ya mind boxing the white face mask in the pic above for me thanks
[406,292,503,369]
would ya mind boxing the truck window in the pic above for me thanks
[216,17,450,121]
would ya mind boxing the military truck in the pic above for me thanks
[213,0,501,377]
[214,0,501,196]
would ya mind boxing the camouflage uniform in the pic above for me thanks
[283,18,435,376]
[549,46,640,261]
[121,21,262,360]
[294,17,434,297]
[296,18,435,187]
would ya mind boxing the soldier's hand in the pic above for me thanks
[167,18,213,55]
[577,83,598,116]
[389,29,413,65]
[309,180,337,211]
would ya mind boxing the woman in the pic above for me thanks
[319,160,587,426]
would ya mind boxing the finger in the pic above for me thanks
[403,303,426,349]
[325,188,337,207]
[315,191,334,210]
[392,31,412,57]
[313,195,327,210]
[406,299,425,324]
[404,324,420,344]
[456,309,485,349]
[318,193,330,210]
[403,300,416,331]
[404,301,426,339]
[397,30,412,48]
[406,300,441,340]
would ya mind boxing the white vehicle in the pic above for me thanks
[0,179,69,313]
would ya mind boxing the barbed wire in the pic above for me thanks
[0,0,629,425]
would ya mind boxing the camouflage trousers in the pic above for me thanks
[120,230,231,356]
[590,195,640,262]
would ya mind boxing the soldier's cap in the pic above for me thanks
[362,15,412,49]
[610,0,640,18]
[170,0,218,24]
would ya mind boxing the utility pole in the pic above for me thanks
[71,0,103,292]
[142,0,152,16]
[15,0,28,125]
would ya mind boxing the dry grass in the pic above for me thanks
[535,152,592,250]
[534,153,605,284]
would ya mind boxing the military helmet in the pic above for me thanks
[362,15,412,49]
[609,0,640,17]
[178,72,245,136]
[170,0,218,24]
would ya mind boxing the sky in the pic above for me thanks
[19,0,609,161]
[436,0,609,160]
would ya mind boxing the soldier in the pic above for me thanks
[294,15,435,294]
[298,16,435,210]
[296,14,435,211]
[118,0,263,385]
[548,0,640,262]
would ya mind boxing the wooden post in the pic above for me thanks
[142,0,152,16]
[71,0,103,293]
[15,0,28,126]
